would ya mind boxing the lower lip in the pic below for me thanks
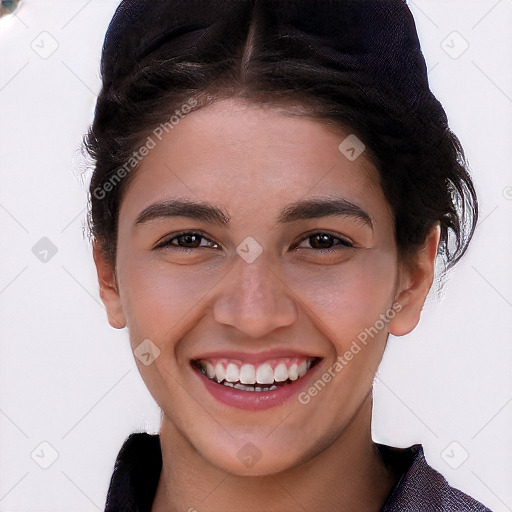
[193,361,322,411]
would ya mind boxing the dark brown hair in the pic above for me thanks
[84,0,478,269]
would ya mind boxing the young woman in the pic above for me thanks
[85,1,492,510]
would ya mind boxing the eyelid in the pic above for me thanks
[293,230,356,250]
[154,230,356,252]
[154,230,219,250]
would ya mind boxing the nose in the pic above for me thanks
[213,254,298,339]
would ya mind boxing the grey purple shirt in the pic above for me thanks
[104,433,492,511]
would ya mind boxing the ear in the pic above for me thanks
[388,224,441,337]
[92,242,126,329]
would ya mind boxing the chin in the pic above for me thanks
[177,424,302,475]
[205,444,303,477]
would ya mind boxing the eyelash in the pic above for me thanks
[155,231,355,253]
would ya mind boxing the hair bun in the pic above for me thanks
[102,0,429,109]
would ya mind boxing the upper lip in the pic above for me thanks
[191,349,322,366]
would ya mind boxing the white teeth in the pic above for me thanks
[205,361,215,379]
[288,363,298,381]
[215,363,226,382]
[201,357,317,389]
[274,363,288,382]
[234,383,254,391]
[298,361,308,377]
[239,364,256,384]
[225,363,240,383]
[255,363,274,385]
[231,382,278,392]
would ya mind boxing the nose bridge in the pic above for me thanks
[213,253,297,338]
[241,260,281,315]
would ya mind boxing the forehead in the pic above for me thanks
[119,98,385,221]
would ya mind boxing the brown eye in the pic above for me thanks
[296,233,354,251]
[156,232,219,251]
[310,234,335,249]
[176,233,202,248]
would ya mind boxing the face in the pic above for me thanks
[95,98,438,476]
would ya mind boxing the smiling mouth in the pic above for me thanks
[192,357,321,392]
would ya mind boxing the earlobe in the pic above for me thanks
[92,243,127,329]
[388,224,441,337]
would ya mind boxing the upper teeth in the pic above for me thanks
[198,358,315,385]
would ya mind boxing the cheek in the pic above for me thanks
[116,243,397,356]
[116,257,225,345]
[286,249,398,348]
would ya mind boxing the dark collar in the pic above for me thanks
[104,433,491,512]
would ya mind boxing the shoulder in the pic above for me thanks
[104,436,493,512]
[379,444,492,512]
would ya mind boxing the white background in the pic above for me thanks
[0,1,511,510]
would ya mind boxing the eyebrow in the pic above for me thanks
[135,197,373,228]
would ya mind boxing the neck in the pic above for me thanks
[152,396,397,512]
